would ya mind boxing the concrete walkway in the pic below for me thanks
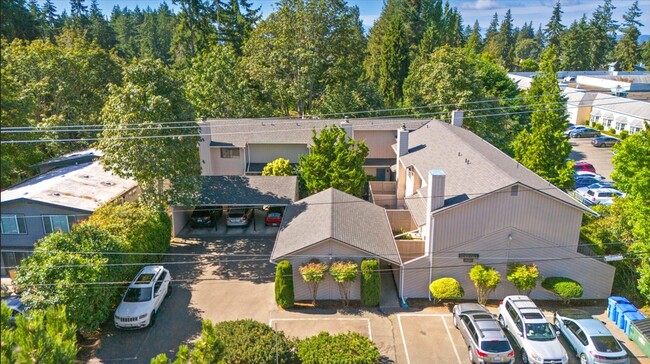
[379,269,401,310]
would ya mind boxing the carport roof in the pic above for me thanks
[196,176,297,206]
[271,188,401,265]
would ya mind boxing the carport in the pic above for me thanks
[171,175,299,235]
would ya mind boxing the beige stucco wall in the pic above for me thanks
[247,144,308,164]
[355,130,397,159]
[210,147,245,176]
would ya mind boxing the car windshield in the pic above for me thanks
[268,212,281,218]
[525,323,556,341]
[481,340,511,353]
[229,212,244,218]
[592,336,623,353]
[123,287,152,302]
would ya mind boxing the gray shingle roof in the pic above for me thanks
[206,118,430,147]
[197,176,297,206]
[271,188,401,265]
[400,120,594,225]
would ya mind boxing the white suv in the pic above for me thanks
[114,265,171,329]
[497,296,568,364]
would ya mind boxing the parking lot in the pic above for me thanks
[178,209,280,238]
[569,138,615,179]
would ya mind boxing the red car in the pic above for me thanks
[573,162,596,173]
[265,207,284,226]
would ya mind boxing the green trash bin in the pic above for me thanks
[629,318,650,358]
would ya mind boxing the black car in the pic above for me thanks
[570,128,601,138]
[591,136,620,147]
[189,207,222,228]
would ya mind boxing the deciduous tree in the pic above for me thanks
[469,264,500,305]
[329,260,358,307]
[299,259,329,305]
[506,263,539,295]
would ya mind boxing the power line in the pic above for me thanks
[0,88,608,132]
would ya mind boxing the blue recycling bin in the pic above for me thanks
[623,311,646,336]
[616,303,638,329]
[608,296,630,322]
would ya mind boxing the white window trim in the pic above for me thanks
[42,215,75,234]
[1,214,27,235]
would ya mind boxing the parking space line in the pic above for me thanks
[268,318,372,341]
[440,316,463,364]
[397,315,412,364]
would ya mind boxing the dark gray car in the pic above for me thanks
[570,128,601,138]
[453,303,515,364]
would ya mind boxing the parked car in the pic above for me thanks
[453,303,515,364]
[2,295,25,326]
[564,125,587,136]
[114,265,171,329]
[574,187,625,206]
[574,171,605,180]
[498,295,568,364]
[265,206,284,226]
[575,176,603,188]
[554,309,629,364]
[226,207,254,227]
[573,162,596,173]
[591,136,620,148]
[586,182,615,190]
[570,128,601,138]
[189,207,222,228]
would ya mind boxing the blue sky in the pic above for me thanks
[51,0,650,34]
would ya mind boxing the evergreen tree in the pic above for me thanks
[544,1,565,52]
[88,0,116,49]
[614,0,643,71]
[217,0,261,56]
[42,0,59,40]
[70,0,89,28]
[642,41,650,67]
[110,6,140,59]
[496,9,515,69]
[535,24,544,49]
[513,46,574,190]
[561,16,590,70]
[379,15,410,105]
[465,20,482,54]
[485,12,499,43]
[517,21,534,41]
[171,0,216,64]
[1,0,39,40]
[588,0,618,70]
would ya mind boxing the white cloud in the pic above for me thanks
[461,0,500,10]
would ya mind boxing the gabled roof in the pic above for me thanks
[400,120,594,225]
[205,118,429,147]
[271,188,401,265]
[591,93,650,120]
[1,161,137,212]
[195,176,298,206]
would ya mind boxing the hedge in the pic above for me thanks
[429,277,464,303]
[213,319,296,363]
[360,259,380,307]
[275,260,294,309]
[297,332,380,364]
[541,277,583,304]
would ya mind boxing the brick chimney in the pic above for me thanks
[451,109,464,127]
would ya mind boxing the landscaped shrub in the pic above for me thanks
[429,278,464,304]
[594,123,604,131]
[469,265,501,305]
[297,331,380,364]
[299,259,329,305]
[329,260,358,307]
[507,263,539,295]
[275,260,294,308]
[542,277,583,304]
[620,130,629,140]
[213,319,296,363]
[360,259,380,307]
[609,128,617,135]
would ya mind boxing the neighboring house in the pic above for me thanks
[588,93,649,135]
[197,118,428,182]
[271,188,401,301]
[0,160,138,276]
[29,148,102,175]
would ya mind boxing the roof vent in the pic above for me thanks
[52,192,61,196]
[81,175,90,178]
[101,181,116,186]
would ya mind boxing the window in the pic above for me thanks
[604,119,612,128]
[615,122,626,131]
[630,126,641,134]
[1,214,27,235]
[220,148,240,158]
[511,185,519,196]
[42,215,76,234]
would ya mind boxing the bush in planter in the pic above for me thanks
[297,331,380,364]
[541,277,583,304]
[360,259,380,307]
[214,319,296,363]
[609,128,617,135]
[506,263,539,295]
[275,260,294,308]
[429,277,464,304]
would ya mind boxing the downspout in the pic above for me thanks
[244,144,249,174]
[428,215,434,301]
[400,264,407,308]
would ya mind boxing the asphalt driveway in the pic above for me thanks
[569,138,615,179]
[90,236,277,363]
